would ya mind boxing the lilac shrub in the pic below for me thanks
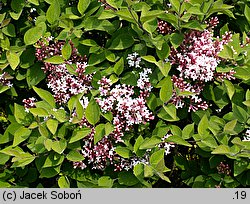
[35,38,92,104]
[164,17,236,112]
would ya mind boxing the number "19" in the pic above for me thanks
[235,191,247,199]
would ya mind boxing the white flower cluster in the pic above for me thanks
[127,52,141,68]
[45,62,90,104]
[137,68,153,92]
[158,134,175,156]
[176,30,220,82]
[243,129,250,141]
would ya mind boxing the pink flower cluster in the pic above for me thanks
[169,17,235,111]
[157,20,174,35]
[0,72,12,87]
[23,97,37,112]
[171,75,208,112]
[72,115,118,170]
[35,38,92,104]
[72,54,155,171]
[96,74,154,142]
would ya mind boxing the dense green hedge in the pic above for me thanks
[0,0,250,188]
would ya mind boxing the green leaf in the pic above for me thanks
[24,26,44,45]
[98,9,116,20]
[13,127,32,147]
[58,176,70,188]
[134,135,144,156]
[44,56,65,64]
[52,109,67,123]
[98,176,113,188]
[69,128,91,144]
[116,8,137,23]
[76,99,84,120]
[198,114,209,137]
[120,72,138,86]
[78,0,90,15]
[212,145,231,155]
[43,153,64,168]
[52,139,67,154]
[243,100,250,107]
[223,119,237,135]
[170,33,184,49]
[140,9,165,23]
[224,79,235,100]
[40,166,60,178]
[244,4,250,23]
[39,125,50,138]
[61,42,72,60]
[27,63,46,87]
[114,57,124,76]
[80,39,98,46]
[66,150,84,162]
[158,105,179,122]
[85,99,100,125]
[94,124,105,144]
[139,137,162,150]
[143,19,158,35]
[82,17,116,34]
[6,51,20,70]
[165,135,192,147]
[156,61,171,77]
[0,153,10,165]
[46,119,58,135]
[182,20,205,31]
[33,86,56,108]
[2,23,16,37]
[46,0,61,24]
[118,171,139,186]
[109,34,134,50]
[201,135,218,148]
[105,122,114,136]
[29,108,49,117]
[44,139,53,151]
[88,52,106,66]
[12,154,36,168]
[232,104,248,123]
[192,175,206,188]
[144,165,154,178]
[163,104,179,121]
[186,5,204,15]
[141,55,157,63]
[0,146,24,157]
[14,103,31,125]
[115,147,132,158]
[133,163,144,181]
[159,76,173,102]
[150,149,169,172]
[181,123,194,139]
[169,0,180,13]
[218,45,233,59]
[156,43,170,60]
[234,159,249,177]
[0,181,11,188]
[28,0,39,5]
[105,50,116,62]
